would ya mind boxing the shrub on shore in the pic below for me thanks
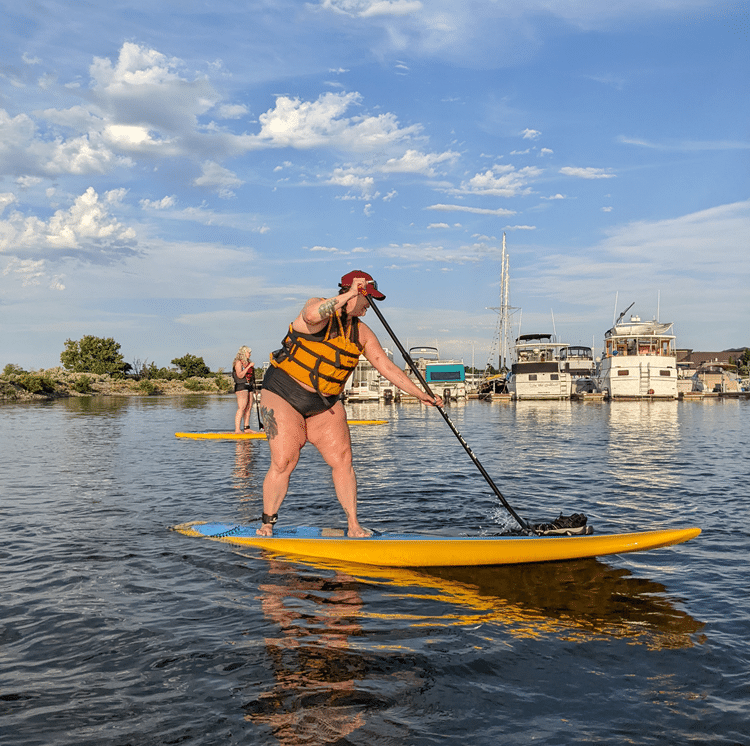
[0,366,234,401]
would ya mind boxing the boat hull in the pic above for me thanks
[596,357,677,399]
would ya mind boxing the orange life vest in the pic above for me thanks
[270,314,363,397]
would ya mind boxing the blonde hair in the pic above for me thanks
[235,345,252,362]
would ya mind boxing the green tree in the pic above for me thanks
[140,361,179,380]
[171,353,211,379]
[60,336,130,377]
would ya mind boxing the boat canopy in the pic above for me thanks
[516,333,553,343]
[408,346,440,359]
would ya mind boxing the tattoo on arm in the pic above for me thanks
[260,406,278,439]
[318,298,337,318]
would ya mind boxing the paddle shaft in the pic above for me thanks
[366,295,530,531]
[252,375,264,430]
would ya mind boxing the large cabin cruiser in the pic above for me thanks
[595,304,677,399]
[506,334,570,400]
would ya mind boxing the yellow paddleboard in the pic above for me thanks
[172,522,701,567]
[175,420,389,440]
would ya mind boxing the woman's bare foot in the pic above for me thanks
[347,523,372,538]
[256,523,273,537]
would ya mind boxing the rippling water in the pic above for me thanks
[2,395,748,745]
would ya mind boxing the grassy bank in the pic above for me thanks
[1,367,233,402]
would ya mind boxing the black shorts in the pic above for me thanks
[234,381,253,393]
[262,366,339,418]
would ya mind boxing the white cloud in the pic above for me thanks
[0,187,137,264]
[244,92,421,152]
[522,128,541,140]
[379,148,459,176]
[560,166,615,179]
[192,161,244,198]
[327,167,378,198]
[426,203,516,216]
[0,192,17,214]
[140,195,177,210]
[378,238,504,264]
[16,176,42,189]
[321,0,423,17]
[0,42,248,180]
[3,257,49,287]
[455,164,542,197]
[599,200,750,265]
[217,104,249,119]
[617,135,750,151]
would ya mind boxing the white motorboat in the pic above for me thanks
[506,333,571,400]
[595,303,677,400]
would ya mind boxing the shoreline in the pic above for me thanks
[1,367,235,402]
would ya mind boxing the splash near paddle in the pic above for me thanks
[172,522,700,567]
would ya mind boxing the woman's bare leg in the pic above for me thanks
[307,402,371,538]
[257,389,307,536]
[235,390,249,432]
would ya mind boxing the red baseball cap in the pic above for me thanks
[339,270,386,300]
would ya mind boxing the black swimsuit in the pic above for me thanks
[262,366,339,418]
[232,365,254,393]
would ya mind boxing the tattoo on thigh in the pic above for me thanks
[260,406,278,439]
[318,298,337,318]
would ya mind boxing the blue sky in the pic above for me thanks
[2,0,748,372]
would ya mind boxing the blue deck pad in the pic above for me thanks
[192,523,490,541]
[193,522,509,541]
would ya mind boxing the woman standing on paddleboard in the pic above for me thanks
[232,345,256,433]
[258,270,441,538]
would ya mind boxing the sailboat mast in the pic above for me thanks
[500,233,510,371]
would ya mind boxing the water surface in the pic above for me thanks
[1,395,748,744]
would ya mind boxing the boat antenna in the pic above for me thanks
[615,302,635,326]
[551,309,557,340]
[612,292,618,325]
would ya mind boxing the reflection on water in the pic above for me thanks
[241,550,704,654]
[245,560,371,743]
[2,396,747,746]
[603,402,681,499]
[232,441,261,514]
[236,544,706,744]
